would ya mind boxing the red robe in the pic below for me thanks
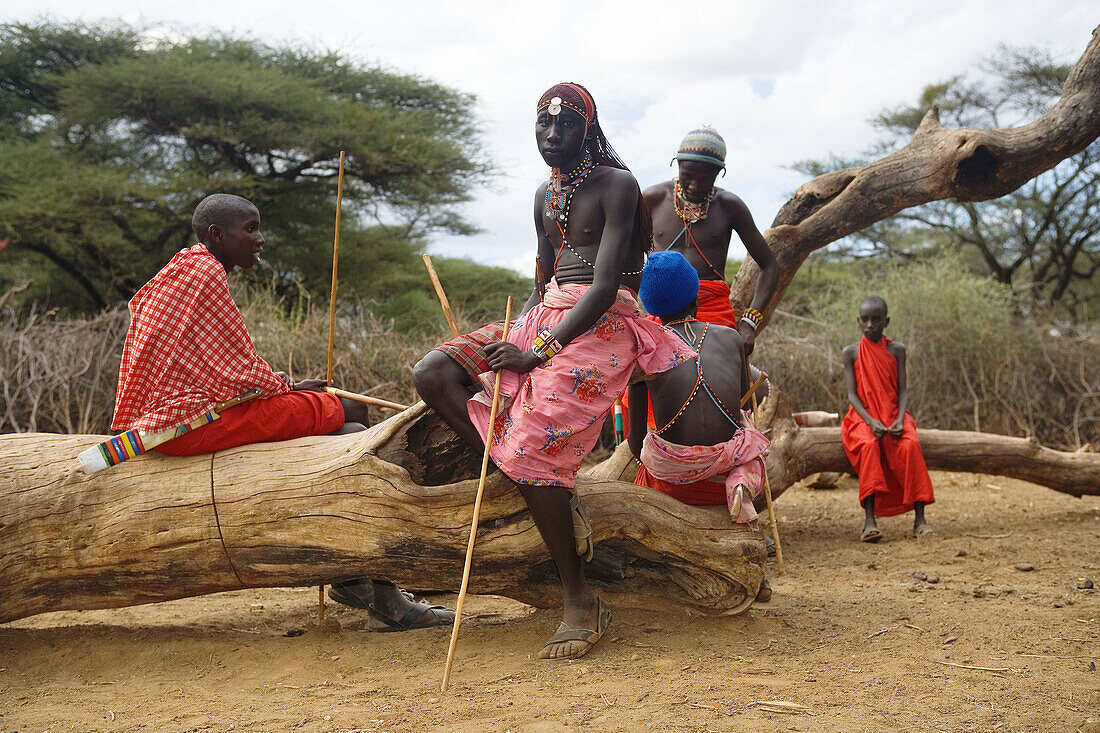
[841,337,934,516]
[635,465,725,505]
[694,279,738,328]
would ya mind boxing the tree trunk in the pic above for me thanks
[591,390,1100,500]
[0,405,764,625]
[729,25,1100,324]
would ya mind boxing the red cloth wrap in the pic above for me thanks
[155,390,344,456]
[694,279,738,328]
[635,465,726,505]
[841,337,934,516]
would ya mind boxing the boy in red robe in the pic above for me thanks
[841,296,935,542]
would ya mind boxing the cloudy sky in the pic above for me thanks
[5,1,1096,272]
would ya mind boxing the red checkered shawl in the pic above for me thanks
[112,244,289,432]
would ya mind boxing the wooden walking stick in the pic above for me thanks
[423,254,461,338]
[441,296,514,692]
[740,371,768,409]
[750,375,785,575]
[319,149,346,623]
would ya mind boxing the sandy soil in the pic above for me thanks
[3,471,1098,733]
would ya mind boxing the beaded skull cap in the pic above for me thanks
[674,126,727,171]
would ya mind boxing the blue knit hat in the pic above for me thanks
[674,126,726,170]
[639,251,700,318]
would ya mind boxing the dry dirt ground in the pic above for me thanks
[2,471,1098,733]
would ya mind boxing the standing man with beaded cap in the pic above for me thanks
[643,126,778,355]
[414,82,694,661]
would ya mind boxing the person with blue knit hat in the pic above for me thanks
[643,126,779,356]
[630,250,773,603]
[639,250,700,319]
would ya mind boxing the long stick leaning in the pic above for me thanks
[326,150,346,388]
[750,376,785,575]
[423,254,461,339]
[320,149,346,624]
[441,295,514,692]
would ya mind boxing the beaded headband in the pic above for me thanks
[537,83,596,124]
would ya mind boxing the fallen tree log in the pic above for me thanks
[0,404,764,624]
[591,390,1100,499]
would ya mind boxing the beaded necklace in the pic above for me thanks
[663,317,699,345]
[667,180,725,282]
[548,156,644,277]
[545,153,595,221]
[673,179,714,223]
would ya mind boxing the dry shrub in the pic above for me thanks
[754,256,1099,449]
[1,267,1094,450]
[0,284,462,434]
[0,306,127,433]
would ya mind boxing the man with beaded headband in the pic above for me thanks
[643,126,778,354]
[414,83,694,661]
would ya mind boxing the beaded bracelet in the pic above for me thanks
[740,307,763,330]
[532,330,563,362]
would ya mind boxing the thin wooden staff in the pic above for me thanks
[325,387,408,412]
[750,372,785,575]
[740,371,768,408]
[442,295,514,692]
[320,149,346,624]
[423,254,460,339]
[326,150,346,388]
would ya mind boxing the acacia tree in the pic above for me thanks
[0,21,493,311]
[795,46,1100,320]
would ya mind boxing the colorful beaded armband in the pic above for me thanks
[740,307,763,330]
[532,330,563,362]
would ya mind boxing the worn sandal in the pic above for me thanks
[538,597,611,660]
[570,493,594,562]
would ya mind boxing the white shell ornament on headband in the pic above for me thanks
[548,96,562,116]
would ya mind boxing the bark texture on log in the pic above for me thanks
[0,405,764,624]
[729,25,1100,323]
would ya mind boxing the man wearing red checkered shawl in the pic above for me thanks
[112,194,358,455]
[110,194,458,631]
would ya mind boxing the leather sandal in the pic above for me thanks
[570,492,594,562]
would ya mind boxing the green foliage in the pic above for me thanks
[0,20,494,312]
[796,45,1099,321]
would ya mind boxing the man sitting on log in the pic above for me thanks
[414,83,695,660]
[626,251,772,600]
[842,296,935,542]
[643,126,778,354]
[112,192,455,631]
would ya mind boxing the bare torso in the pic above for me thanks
[645,181,746,282]
[537,166,645,292]
[629,321,747,454]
